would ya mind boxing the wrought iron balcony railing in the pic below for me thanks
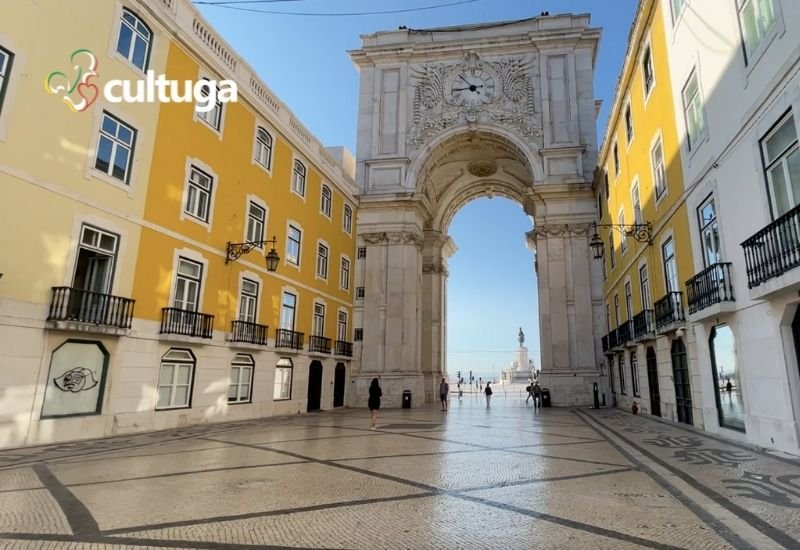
[617,320,632,346]
[602,334,609,353]
[742,204,800,288]
[607,328,619,349]
[335,340,353,357]
[686,262,734,314]
[230,320,269,345]
[275,328,304,350]
[309,335,332,354]
[48,287,135,329]
[654,292,685,331]
[633,309,655,339]
[160,307,214,338]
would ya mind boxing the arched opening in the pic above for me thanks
[646,346,661,417]
[307,360,323,412]
[671,339,693,425]
[333,363,346,408]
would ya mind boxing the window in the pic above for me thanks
[357,247,367,259]
[239,278,258,323]
[280,292,296,330]
[116,9,151,71]
[0,46,14,117]
[639,264,651,310]
[698,197,721,266]
[344,205,353,233]
[609,234,616,268]
[738,0,776,63]
[625,104,634,144]
[652,138,667,199]
[614,294,621,327]
[597,193,603,217]
[354,328,363,341]
[95,113,136,184]
[604,171,610,198]
[229,354,253,403]
[610,356,616,394]
[157,349,194,409]
[287,225,301,265]
[316,243,329,279]
[662,238,678,293]
[292,160,306,196]
[613,142,620,176]
[173,258,202,312]
[619,354,626,394]
[671,0,686,22]
[73,225,118,295]
[625,281,633,321]
[683,71,706,151]
[313,303,325,336]
[619,211,628,254]
[642,45,654,96]
[184,166,213,223]
[340,257,350,290]
[197,79,222,131]
[630,351,640,396]
[606,304,611,332]
[246,202,265,245]
[356,287,365,299]
[254,127,273,170]
[602,252,607,281]
[321,185,332,217]
[337,311,347,341]
[274,358,293,400]
[761,113,799,217]
[632,183,643,224]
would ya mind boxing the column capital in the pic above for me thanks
[361,230,424,249]
[529,222,594,240]
[422,262,449,276]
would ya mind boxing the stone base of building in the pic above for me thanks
[537,370,599,406]
[348,373,428,409]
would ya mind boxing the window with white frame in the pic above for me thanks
[173,258,202,312]
[229,354,254,403]
[613,142,620,176]
[274,358,292,400]
[287,225,301,265]
[321,185,332,217]
[652,137,667,199]
[609,234,616,268]
[116,9,151,71]
[604,171,610,198]
[761,113,799,217]
[184,166,213,222]
[614,294,621,327]
[0,46,14,117]
[642,45,654,96]
[246,202,265,245]
[254,127,273,169]
[602,251,607,281]
[280,292,296,330]
[157,349,194,410]
[630,351,640,396]
[625,281,633,321]
[95,112,136,184]
[610,355,616,394]
[73,225,118,296]
[698,196,721,267]
[316,243,329,279]
[292,160,306,196]
[671,0,686,22]
[354,328,363,341]
[619,354,626,394]
[313,302,325,336]
[632,182,643,224]
[340,257,350,290]
[683,71,706,151]
[357,247,366,259]
[197,79,222,130]
[343,205,353,233]
[619,211,628,254]
[239,278,258,323]
[337,310,347,341]
[606,304,611,333]
[639,264,651,310]
[738,0,776,63]
[662,237,679,293]
[625,104,634,144]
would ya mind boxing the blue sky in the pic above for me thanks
[196,0,639,380]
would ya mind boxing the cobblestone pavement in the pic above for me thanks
[2,397,800,549]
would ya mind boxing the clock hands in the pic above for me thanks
[452,86,483,92]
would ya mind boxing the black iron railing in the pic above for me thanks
[602,334,609,352]
[335,340,353,357]
[160,307,214,338]
[654,292,684,330]
[275,328,304,350]
[686,262,734,314]
[617,320,633,345]
[309,335,332,353]
[230,320,269,345]
[633,309,655,339]
[742,204,800,288]
[48,286,135,329]
[607,328,619,349]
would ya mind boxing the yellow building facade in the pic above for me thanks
[0,0,358,448]
[595,0,701,425]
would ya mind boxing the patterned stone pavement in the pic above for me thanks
[1,397,800,549]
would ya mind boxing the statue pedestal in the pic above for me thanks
[509,346,532,383]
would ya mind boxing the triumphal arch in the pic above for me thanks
[348,14,604,406]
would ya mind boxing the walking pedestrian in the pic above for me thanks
[484,381,493,407]
[439,377,449,411]
[368,378,382,429]
[532,381,542,409]
[525,383,533,404]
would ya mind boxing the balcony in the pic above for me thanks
[47,287,135,333]
[229,320,269,346]
[275,328,304,351]
[617,320,633,346]
[607,328,618,350]
[654,292,685,332]
[633,309,655,340]
[309,335,332,354]
[335,340,353,357]
[742,205,800,297]
[160,308,214,339]
[686,262,735,320]
[602,334,609,353]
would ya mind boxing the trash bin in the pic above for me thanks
[541,388,551,407]
[402,390,411,409]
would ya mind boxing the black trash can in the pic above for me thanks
[541,388,551,407]
[402,390,412,409]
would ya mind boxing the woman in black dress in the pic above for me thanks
[368,377,382,429]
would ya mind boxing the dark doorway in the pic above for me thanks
[333,363,346,408]
[671,339,693,425]
[646,347,661,417]
[307,361,323,412]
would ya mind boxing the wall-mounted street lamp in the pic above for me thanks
[589,221,653,260]
[225,236,280,272]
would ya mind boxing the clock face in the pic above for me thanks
[451,70,496,106]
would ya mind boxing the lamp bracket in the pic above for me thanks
[595,221,653,244]
[225,237,278,263]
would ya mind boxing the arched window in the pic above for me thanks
[157,349,195,409]
[343,204,352,233]
[116,9,152,71]
[291,160,306,196]
[321,184,332,217]
[255,127,273,169]
[229,354,254,403]
[274,358,293,400]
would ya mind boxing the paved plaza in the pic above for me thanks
[1,396,800,549]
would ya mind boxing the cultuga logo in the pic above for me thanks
[45,48,238,113]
